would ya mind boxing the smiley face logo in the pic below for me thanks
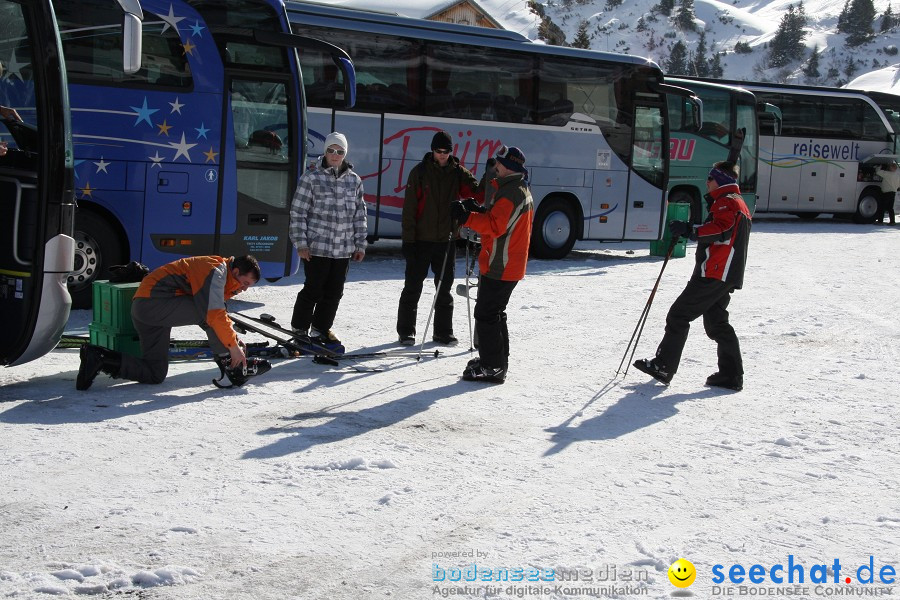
[668,558,696,588]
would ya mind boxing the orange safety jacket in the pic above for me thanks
[134,256,243,348]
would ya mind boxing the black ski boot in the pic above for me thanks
[633,357,673,385]
[705,372,743,391]
[213,354,271,388]
[76,345,123,390]
[462,361,506,384]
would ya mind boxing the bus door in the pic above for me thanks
[0,0,72,366]
[329,111,388,236]
[221,73,295,274]
[768,136,802,211]
[624,100,667,239]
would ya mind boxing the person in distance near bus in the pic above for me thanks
[450,145,534,384]
[396,130,481,347]
[288,131,367,347]
[633,161,751,392]
[876,160,900,225]
[76,255,268,390]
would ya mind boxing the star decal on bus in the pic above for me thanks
[190,21,205,38]
[149,152,165,168]
[182,40,196,56]
[195,123,210,139]
[1,51,28,82]
[204,147,219,163]
[79,182,94,198]
[159,4,186,35]
[157,120,172,136]
[168,133,197,162]
[94,157,110,173]
[130,98,158,127]
[169,97,184,114]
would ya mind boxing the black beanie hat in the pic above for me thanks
[431,130,453,152]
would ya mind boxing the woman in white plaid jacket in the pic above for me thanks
[289,132,367,345]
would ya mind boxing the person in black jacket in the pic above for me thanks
[634,161,751,391]
[396,130,480,346]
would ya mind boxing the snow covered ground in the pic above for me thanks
[2,216,899,599]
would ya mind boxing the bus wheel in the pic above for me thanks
[669,190,701,224]
[69,211,126,310]
[530,197,577,259]
[854,189,880,224]
[265,277,281,283]
[795,212,820,220]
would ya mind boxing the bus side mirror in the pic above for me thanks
[117,0,144,75]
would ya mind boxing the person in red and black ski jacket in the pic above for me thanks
[634,161,751,391]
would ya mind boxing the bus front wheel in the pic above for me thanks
[70,211,127,309]
[854,189,880,224]
[530,197,577,260]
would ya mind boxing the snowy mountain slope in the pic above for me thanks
[313,0,900,93]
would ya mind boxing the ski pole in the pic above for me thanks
[417,229,455,362]
[616,237,678,377]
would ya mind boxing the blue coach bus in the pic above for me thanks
[50,0,355,307]
[288,1,698,259]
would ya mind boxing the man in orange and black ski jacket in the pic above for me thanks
[452,145,534,384]
[634,161,751,391]
[76,255,260,390]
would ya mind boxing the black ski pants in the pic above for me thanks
[474,276,517,370]
[396,241,456,339]
[291,255,350,334]
[121,296,230,384]
[655,276,742,377]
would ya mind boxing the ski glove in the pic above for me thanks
[462,198,487,214]
[669,220,695,240]
[450,200,470,224]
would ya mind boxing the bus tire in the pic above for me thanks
[265,277,281,283]
[794,212,820,220]
[530,197,577,260]
[854,188,880,224]
[69,210,127,310]
[669,189,701,224]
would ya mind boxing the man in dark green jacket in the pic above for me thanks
[396,130,480,346]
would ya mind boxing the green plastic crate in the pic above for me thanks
[91,280,141,333]
[89,322,142,357]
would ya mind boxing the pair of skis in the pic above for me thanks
[57,334,273,361]
[228,312,440,372]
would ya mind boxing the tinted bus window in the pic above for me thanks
[425,43,532,122]
[56,1,190,87]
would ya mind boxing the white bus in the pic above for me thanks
[288,2,698,258]
[685,78,900,223]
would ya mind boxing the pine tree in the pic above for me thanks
[838,0,850,31]
[572,20,591,49]
[656,0,675,17]
[637,15,647,32]
[693,31,710,77]
[768,3,808,68]
[666,40,689,75]
[838,0,876,46]
[803,44,821,79]
[675,0,696,30]
[881,3,895,31]
[709,52,724,78]
[844,55,857,78]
